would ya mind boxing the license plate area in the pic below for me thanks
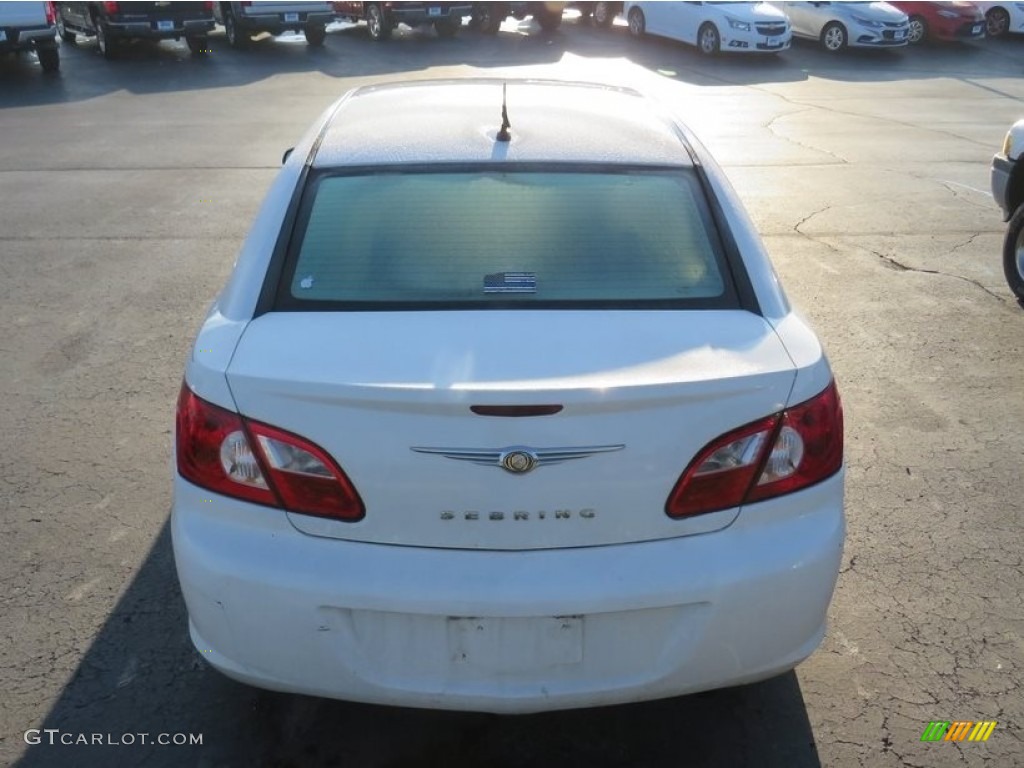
[284,12,299,22]
[428,6,442,16]
[448,616,583,672]
[156,19,174,31]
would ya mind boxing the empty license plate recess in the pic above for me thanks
[448,616,583,672]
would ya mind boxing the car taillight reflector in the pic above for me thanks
[45,2,56,24]
[666,380,843,518]
[176,384,365,521]
[103,1,119,13]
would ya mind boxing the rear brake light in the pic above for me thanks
[666,380,842,518]
[176,384,365,521]
[45,2,56,24]
[103,1,119,13]
[203,1,213,9]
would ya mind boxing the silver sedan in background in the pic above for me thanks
[780,1,910,51]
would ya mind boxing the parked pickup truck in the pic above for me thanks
[214,2,335,48]
[992,119,1024,303]
[470,2,566,33]
[55,1,215,58]
[0,1,59,72]
[334,2,472,40]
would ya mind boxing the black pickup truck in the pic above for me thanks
[55,1,216,58]
[334,2,472,40]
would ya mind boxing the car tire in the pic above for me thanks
[986,6,1010,36]
[474,3,503,34]
[698,22,720,55]
[94,17,117,59]
[37,44,60,73]
[907,15,927,44]
[536,7,562,32]
[1004,203,1024,304]
[627,6,645,37]
[56,14,76,43]
[305,23,326,46]
[593,2,616,29]
[365,3,392,41]
[224,10,248,48]
[821,21,847,52]
[186,35,210,54]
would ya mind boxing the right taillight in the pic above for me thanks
[176,383,365,521]
[103,1,119,14]
[666,380,843,518]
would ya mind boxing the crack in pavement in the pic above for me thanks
[870,249,1007,302]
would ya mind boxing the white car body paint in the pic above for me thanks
[173,80,845,713]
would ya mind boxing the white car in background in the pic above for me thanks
[172,79,845,713]
[625,2,791,55]
[975,1,1024,36]
[782,1,910,51]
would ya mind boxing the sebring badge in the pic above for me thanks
[410,444,624,475]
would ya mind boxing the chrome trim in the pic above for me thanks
[411,444,624,474]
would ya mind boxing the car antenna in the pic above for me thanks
[496,83,512,143]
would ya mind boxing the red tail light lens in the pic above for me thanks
[103,1,119,13]
[45,2,56,24]
[666,381,843,518]
[203,1,213,9]
[176,384,365,521]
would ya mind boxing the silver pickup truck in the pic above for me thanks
[992,120,1024,302]
[0,1,59,72]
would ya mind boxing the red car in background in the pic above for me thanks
[889,1,985,43]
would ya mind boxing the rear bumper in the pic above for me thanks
[234,11,334,33]
[105,18,215,39]
[387,5,472,25]
[0,25,56,52]
[172,472,844,713]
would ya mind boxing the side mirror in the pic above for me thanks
[282,147,294,165]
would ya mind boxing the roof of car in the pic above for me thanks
[311,79,695,169]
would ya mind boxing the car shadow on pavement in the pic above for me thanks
[16,520,822,768]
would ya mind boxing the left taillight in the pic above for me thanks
[45,2,56,25]
[666,380,843,518]
[176,383,365,521]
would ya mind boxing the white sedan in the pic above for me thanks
[625,1,792,54]
[975,1,1024,36]
[172,79,845,714]
[781,1,910,51]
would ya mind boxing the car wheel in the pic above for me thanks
[1004,203,1024,304]
[593,2,616,28]
[907,15,927,44]
[986,6,1010,36]
[224,10,248,48]
[305,23,326,46]
[627,6,645,37]
[37,44,60,73]
[186,35,210,54]
[474,3,503,34]
[698,22,720,55]
[536,7,562,32]
[365,3,392,41]
[94,17,117,59]
[56,14,76,43]
[821,21,847,52]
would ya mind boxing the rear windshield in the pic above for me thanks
[277,169,737,309]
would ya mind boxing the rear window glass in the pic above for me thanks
[281,170,733,308]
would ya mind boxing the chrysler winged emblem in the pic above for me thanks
[410,444,624,475]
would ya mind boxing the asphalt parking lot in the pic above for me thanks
[2,12,1023,768]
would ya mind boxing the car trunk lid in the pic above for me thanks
[224,310,796,550]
